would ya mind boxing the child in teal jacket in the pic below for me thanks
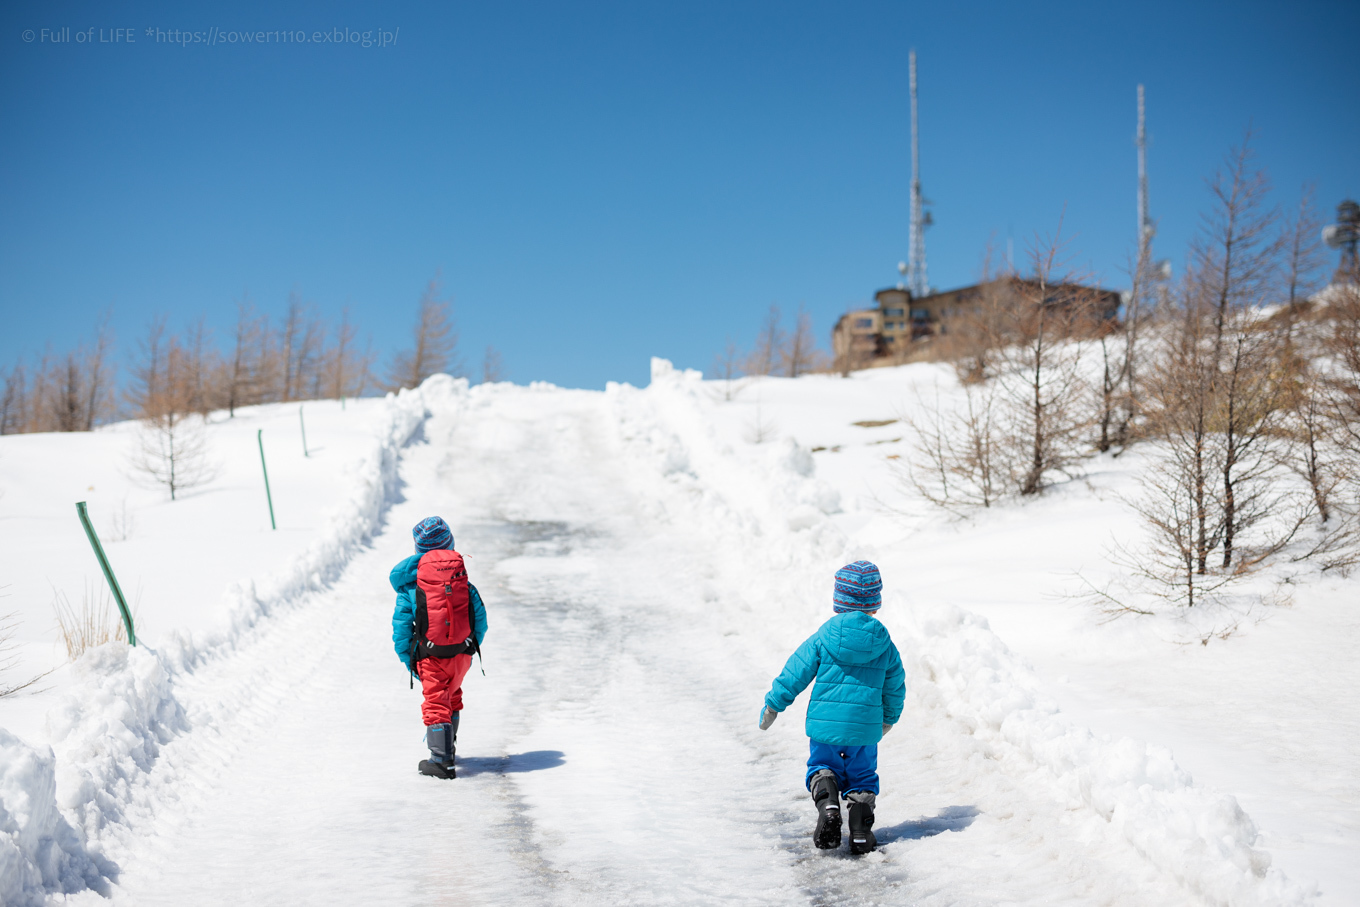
[760,560,905,854]
[391,516,488,778]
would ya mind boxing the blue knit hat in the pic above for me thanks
[413,516,455,553]
[833,560,882,612]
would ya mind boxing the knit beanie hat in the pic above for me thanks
[833,560,882,612]
[413,516,455,553]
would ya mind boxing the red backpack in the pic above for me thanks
[410,549,481,670]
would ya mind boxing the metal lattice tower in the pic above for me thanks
[1136,85,1154,264]
[1324,199,1360,280]
[907,50,929,298]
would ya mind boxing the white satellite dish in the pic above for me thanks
[1323,224,1356,249]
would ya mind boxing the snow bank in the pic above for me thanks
[0,375,462,904]
[903,602,1310,906]
[0,729,109,907]
[159,375,465,671]
[615,360,1312,907]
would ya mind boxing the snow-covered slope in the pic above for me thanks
[0,363,1350,905]
[685,360,1357,904]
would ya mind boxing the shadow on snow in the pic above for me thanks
[875,805,980,844]
[456,750,566,777]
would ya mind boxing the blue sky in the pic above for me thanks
[2,0,1357,390]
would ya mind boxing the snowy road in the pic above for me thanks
[98,385,1254,905]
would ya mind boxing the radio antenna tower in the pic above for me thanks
[1136,84,1153,265]
[907,49,929,298]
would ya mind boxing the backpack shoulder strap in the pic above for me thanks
[468,585,484,676]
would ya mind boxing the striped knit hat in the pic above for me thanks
[833,560,882,612]
[413,516,455,553]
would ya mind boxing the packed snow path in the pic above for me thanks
[105,387,1227,904]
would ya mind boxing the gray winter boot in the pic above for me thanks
[810,770,842,850]
[846,790,876,854]
[418,723,455,779]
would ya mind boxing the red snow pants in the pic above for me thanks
[418,654,472,725]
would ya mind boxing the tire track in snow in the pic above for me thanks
[422,392,803,904]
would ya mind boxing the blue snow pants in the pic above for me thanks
[805,740,879,795]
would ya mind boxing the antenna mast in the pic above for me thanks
[1137,84,1153,264]
[907,50,929,298]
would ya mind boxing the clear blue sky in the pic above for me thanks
[3,0,1357,390]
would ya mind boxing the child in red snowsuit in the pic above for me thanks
[391,516,488,779]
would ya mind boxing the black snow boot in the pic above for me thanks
[810,770,842,850]
[418,722,456,779]
[846,791,877,854]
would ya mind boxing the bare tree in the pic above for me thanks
[182,315,216,417]
[743,394,778,444]
[1104,241,1163,451]
[133,408,214,501]
[744,305,786,377]
[29,314,117,433]
[387,278,461,390]
[48,350,88,432]
[325,308,372,399]
[278,292,325,401]
[994,223,1098,495]
[1283,186,1327,312]
[902,226,1103,512]
[1094,254,1145,455]
[1116,136,1338,609]
[1125,282,1241,609]
[222,300,269,416]
[781,305,823,377]
[1115,460,1237,610]
[126,315,169,419]
[481,345,506,384]
[1,609,51,698]
[709,338,743,401]
[1096,321,1126,455]
[1286,364,1343,525]
[0,362,28,435]
[1184,135,1298,569]
[1285,281,1360,569]
[938,242,1013,384]
[1190,131,1282,360]
[1144,280,1224,577]
[128,318,217,501]
[1216,321,1292,568]
[898,381,1012,513]
[79,312,115,430]
[1326,282,1360,458]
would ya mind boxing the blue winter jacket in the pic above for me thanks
[390,554,488,672]
[765,611,906,746]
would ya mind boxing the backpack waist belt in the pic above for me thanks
[416,636,478,659]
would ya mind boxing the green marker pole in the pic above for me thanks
[257,429,277,530]
[299,405,309,457]
[75,501,135,646]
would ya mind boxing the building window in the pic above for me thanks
[911,308,930,321]
[854,318,874,329]
[885,307,905,317]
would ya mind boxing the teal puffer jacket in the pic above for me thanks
[390,554,488,671]
[764,611,906,746]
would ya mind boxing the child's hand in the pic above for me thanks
[759,706,778,730]
[882,723,894,736]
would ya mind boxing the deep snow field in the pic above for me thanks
[0,361,1354,906]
